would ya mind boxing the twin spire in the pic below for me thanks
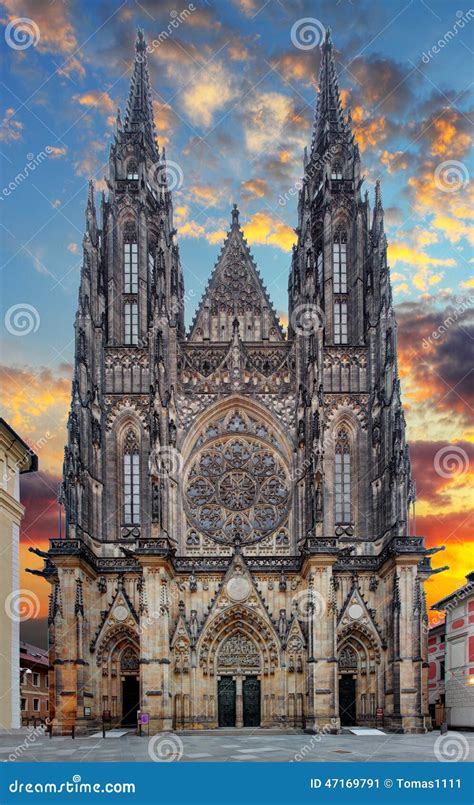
[119,28,158,157]
[311,28,351,153]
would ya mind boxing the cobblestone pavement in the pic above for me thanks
[0,728,473,763]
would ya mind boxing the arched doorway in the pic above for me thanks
[120,647,139,726]
[337,631,382,727]
[96,628,140,728]
[338,646,357,726]
[216,632,262,728]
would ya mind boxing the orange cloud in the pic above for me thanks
[241,178,269,199]
[74,91,115,115]
[0,365,70,475]
[3,0,84,77]
[242,211,295,252]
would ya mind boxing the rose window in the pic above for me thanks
[184,434,290,545]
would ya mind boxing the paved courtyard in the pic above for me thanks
[0,727,473,763]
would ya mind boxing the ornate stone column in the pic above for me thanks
[302,539,340,734]
[235,670,244,728]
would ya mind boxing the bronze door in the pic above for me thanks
[339,674,356,726]
[218,676,236,727]
[243,676,260,727]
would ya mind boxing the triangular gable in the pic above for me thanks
[337,582,382,641]
[90,578,139,651]
[188,206,285,343]
[195,552,279,642]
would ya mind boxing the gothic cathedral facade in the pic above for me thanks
[43,31,437,734]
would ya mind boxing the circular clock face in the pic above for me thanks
[184,434,290,546]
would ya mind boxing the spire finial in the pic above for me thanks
[87,179,95,209]
[310,29,345,152]
[375,179,383,209]
[122,29,158,157]
[231,203,240,227]
[136,28,146,54]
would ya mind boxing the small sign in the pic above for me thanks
[84,706,91,718]
[376,707,384,718]
[140,713,150,725]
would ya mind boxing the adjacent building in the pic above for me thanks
[432,572,474,729]
[19,641,49,725]
[427,622,445,725]
[0,419,38,729]
[39,30,438,735]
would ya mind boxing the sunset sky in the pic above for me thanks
[0,0,472,645]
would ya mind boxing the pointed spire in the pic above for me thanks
[123,28,158,157]
[311,28,345,152]
[372,179,385,239]
[85,180,97,244]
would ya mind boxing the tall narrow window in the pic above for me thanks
[124,302,138,345]
[334,301,348,344]
[333,231,347,293]
[123,430,140,524]
[331,162,343,180]
[123,227,138,293]
[126,161,138,180]
[335,429,351,523]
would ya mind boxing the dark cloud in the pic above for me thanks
[20,471,61,544]
[396,298,474,424]
[409,440,474,505]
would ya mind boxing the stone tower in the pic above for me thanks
[42,30,437,735]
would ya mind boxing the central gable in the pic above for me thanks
[188,205,284,343]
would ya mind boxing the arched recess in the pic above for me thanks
[198,604,279,677]
[178,395,295,554]
[324,407,369,537]
[196,605,280,729]
[95,625,140,723]
[105,411,149,541]
[337,623,383,726]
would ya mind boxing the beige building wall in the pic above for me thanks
[0,420,37,729]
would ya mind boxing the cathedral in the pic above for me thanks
[39,30,439,734]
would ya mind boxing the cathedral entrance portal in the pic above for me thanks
[121,676,139,726]
[216,631,262,728]
[218,677,236,727]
